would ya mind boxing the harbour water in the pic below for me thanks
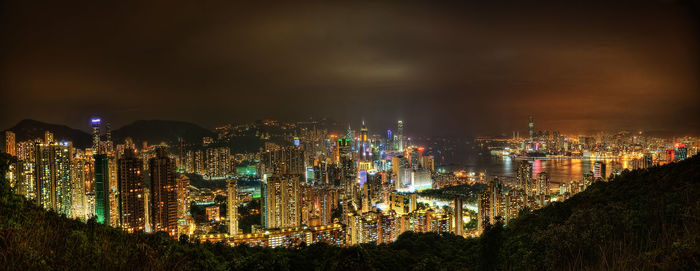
[438,151,632,185]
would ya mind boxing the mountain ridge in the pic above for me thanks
[2,119,215,148]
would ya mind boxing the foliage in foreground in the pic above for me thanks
[0,154,698,270]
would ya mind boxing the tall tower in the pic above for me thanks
[5,131,16,156]
[264,175,301,228]
[360,120,369,161]
[516,160,533,194]
[397,120,404,151]
[453,196,463,237]
[91,118,101,154]
[34,142,72,216]
[227,179,238,236]
[94,154,110,225]
[117,148,145,233]
[149,148,177,236]
[528,116,534,143]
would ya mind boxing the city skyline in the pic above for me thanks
[1,1,699,136]
[1,1,699,269]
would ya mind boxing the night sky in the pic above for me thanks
[1,1,699,136]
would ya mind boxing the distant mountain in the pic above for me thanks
[111,120,215,146]
[3,119,92,148]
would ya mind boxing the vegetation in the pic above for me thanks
[1,153,698,270]
[418,183,487,201]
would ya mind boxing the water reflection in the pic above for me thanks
[440,152,632,185]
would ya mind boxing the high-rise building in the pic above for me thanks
[70,154,93,220]
[536,172,549,195]
[176,175,190,222]
[5,131,16,156]
[227,179,238,236]
[34,142,72,217]
[454,196,464,237]
[259,147,305,176]
[675,144,688,161]
[44,131,54,145]
[117,148,145,233]
[594,161,606,180]
[91,118,101,154]
[264,175,301,228]
[516,161,533,194]
[397,120,404,151]
[94,154,110,225]
[149,148,177,236]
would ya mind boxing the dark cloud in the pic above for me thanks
[1,0,698,136]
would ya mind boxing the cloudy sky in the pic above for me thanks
[1,0,698,136]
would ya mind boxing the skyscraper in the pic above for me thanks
[516,160,533,194]
[264,175,301,228]
[94,154,110,225]
[34,142,72,217]
[117,148,145,233]
[536,172,549,195]
[5,131,16,156]
[91,118,101,154]
[44,131,54,145]
[397,120,404,151]
[453,196,463,237]
[149,148,177,236]
[227,179,238,236]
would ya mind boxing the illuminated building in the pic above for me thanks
[478,178,503,232]
[5,131,16,156]
[389,192,417,215]
[675,144,688,161]
[44,131,54,145]
[227,179,238,236]
[206,205,220,221]
[410,169,432,191]
[35,142,72,217]
[205,147,233,178]
[259,147,305,176]
[379,212,397,243]
[594,161,606,180]
[16,140,36,161]
[108,155,120,227]
[117,148,145,232]
[70,153,93,220]
[91,118,100,154]
[309,186,337,226]
[397,120,404,151]
[536,172,549,195]
[149,148,178,236]
[263,175,301,228]
[10,160,35,199]
[666,149,675,164]
[175,175,190,235]
[94,154,110,225]
[516,161,533,194]
[453,196,464,236]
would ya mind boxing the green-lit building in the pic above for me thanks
[94,154,110,225]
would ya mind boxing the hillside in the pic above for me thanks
[2,119,215,148]
[0,154,698,270]
[2,119,92,148]
[111,120,215,146]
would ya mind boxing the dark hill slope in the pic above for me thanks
[3,119,92,148]
[111,120,215,146]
